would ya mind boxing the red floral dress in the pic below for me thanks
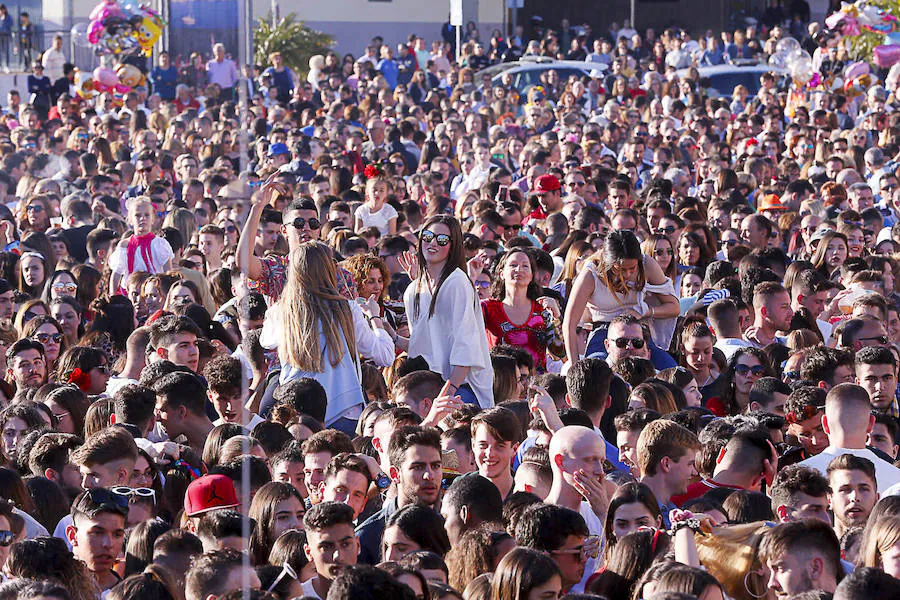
[481,299,560,371]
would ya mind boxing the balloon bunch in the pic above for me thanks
[89,63,146,105]
[767,37,814,86]
[824,0,900,67]
[71,0,166,57]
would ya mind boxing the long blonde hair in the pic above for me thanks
[280,242,356,371]
[694,522,771,600]
[860,513,900,570]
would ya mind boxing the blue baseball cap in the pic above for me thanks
[267,142,290,157]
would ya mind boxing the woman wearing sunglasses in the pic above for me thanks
[563,231,680,367]
[41,269,78,304]
[55,346,111,396]
[704,347,772,417]
[21,315,66,374]
[403,215,494,408]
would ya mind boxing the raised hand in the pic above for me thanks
[398,250,419,280]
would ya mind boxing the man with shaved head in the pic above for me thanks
[546,425,610,592]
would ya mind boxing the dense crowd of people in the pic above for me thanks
[0,4,897,600]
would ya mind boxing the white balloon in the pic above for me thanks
[776,37,801,54]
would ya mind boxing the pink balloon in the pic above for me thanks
[93,67,118,89]
[88,20,104,44]
[875,44,900,68]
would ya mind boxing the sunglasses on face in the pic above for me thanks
[611,337,645,349]
[720,239,738,248]
[421,230,451,246]
[734,364,766,376]
[653,226,676,235]
[290,217,321,230]
[25,205,44,213]
[52,282,77,294]
[33,332,64,344]
[474,280,491,289]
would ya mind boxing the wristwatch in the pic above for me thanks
[375,472,391,490]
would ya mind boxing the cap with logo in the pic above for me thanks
[184,474,240,517]
[531,174,561,194]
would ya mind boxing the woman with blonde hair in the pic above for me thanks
[66,127,90,152]
[162,208,198,249]
[262,242,394,433]
[859,509,900,578]
[553,240,594,301]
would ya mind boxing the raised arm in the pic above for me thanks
[237,183,282,281]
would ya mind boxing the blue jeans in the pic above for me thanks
[585,323,677,370]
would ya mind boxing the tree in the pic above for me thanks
[253,13,333,76]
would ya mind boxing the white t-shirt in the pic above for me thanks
[108,236,174,276]
[300,578,323,599]
[572,501,605,593]
[213,412,265,430]
[355,202,398,236]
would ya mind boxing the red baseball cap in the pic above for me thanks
[184,474,239,517]
[531,174,561,194]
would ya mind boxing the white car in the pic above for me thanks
[676,63,788,100]
[475,56,607,96]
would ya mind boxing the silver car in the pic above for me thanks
[475,56,607,96]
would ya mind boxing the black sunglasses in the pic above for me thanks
[86,488,130,515]
[734,364,766,376]
[611,337,645,349]
[290,217,321,230]
[421,230,451,246]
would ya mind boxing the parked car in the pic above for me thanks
[475,56,606,96]
[676,62,788,100]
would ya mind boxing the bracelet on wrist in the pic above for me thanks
[670,518,702,535]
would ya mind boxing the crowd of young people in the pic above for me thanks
[0,8,897,600]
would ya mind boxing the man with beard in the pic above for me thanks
[356,426,442,564]
[827,454,879,538]
[744,282,793,348]
[301,501,361,599]
[760,519,843,598]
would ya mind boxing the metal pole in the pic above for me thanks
[456,25,461,64]
[512,2,518,43]
[272,0,277,28]
[238,0,251,175]
[630,0,635,30]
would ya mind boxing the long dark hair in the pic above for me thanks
[489,249,542,301]
[717,347,773,415]
[413,215,469,319]
[594,230,646,298]
[248,481,304,566]
[384,504,451,557]
[603,482,662,549]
